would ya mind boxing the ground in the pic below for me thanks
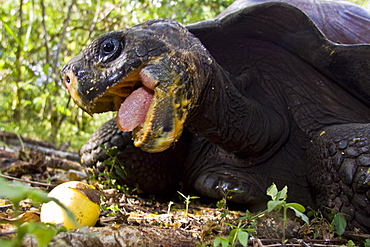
[0,131,369,246]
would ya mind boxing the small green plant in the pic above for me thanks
[216,189,243,222]
[106,204,126,216]
[325,207,348,236]
[347,240,356,246]
[213,210,260,247]
[213,221,254,247]
[94,145,129,192]
[0,222,66,247]
[364,239,370,247]
[0,176,69,246]
[306,207,348,239]
[216,197,229,221]
[266,183,309,241]
[213,183,309,246]
[177,191,200,217]
[213,190,258,247]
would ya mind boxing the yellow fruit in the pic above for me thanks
[40,181,100,229]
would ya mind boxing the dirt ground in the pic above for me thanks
[1,131,369,246]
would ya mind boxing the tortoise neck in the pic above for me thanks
[186,63,288,157]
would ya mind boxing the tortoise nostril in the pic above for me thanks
[66,65,92,82]
[72,65,79,75]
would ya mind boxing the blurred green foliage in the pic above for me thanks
[0,0,368,151]
[0,0,233,151]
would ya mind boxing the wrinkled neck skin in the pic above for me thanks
[186,61,289,160]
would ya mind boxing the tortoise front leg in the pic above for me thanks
[183,135,314,207]
[80,118,188,195]
[307,123,370,232]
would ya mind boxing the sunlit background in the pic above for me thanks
[0,0,369,151]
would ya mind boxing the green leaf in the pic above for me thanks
[228,228,237,243]
[16,222,61,247]
[290,207,309,225]
[216,198,226,209]
[57,105,72,117]
[220,208,230,218]
[266,183,278,200]
[267,200,284,212]
[100,145,118,157]
[333,214,347,236]
[48,197,79,227]
[1,18,22,46]
[223,222,237,228]
[237,231,249,246]
[286,203,306,213]
[42,64,50,75]
[364,239,370,247]
[0,177,50,209]
[347,240,356,246]
[213,236,229,247]
[189,196,200,200]
[115,165,128,180]
[267,183,288,201]
[108,204,120,213]
[213,237,222,247]
[106,146,118,157]
[177,191,186,199]
[246,228,257,233]
[277,186,288,200]
[27,189,52,204]
[104,159,115,166]
[0,239,14,247]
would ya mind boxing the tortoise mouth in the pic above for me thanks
[94,69,155,132]
[63,62,188,153]
[93,69,146,113]
[92,68,184,153]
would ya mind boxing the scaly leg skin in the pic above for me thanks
[80,118,188,195]
[307,123,370,231]
[183,136,270,204]
[183,135,314,207]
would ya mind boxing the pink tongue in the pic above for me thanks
[116,87,154,132]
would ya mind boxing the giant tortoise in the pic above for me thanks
[60,0,370,231]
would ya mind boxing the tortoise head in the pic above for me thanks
[61,20,212,152]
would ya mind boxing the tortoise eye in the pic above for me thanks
[103,42,115,53]
[100,38,122,62]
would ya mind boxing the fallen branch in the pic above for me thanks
[0,131,80,162]
[0,173,56,188]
